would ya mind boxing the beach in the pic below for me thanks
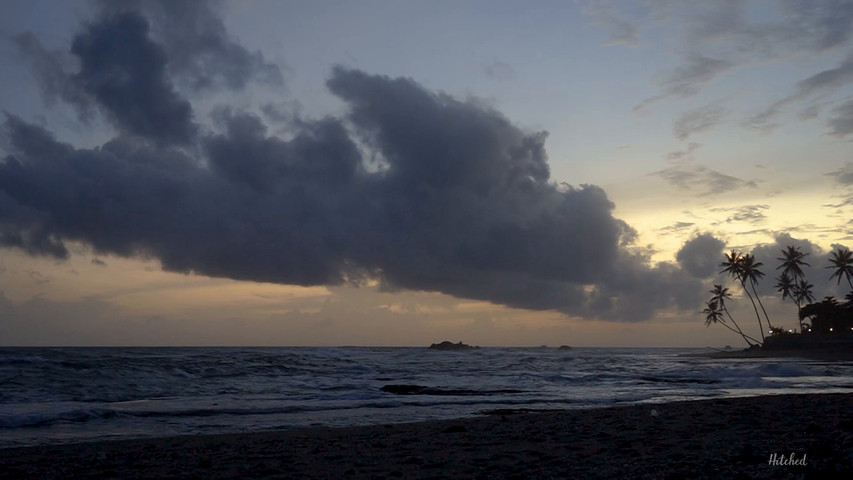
[1,393,851,479]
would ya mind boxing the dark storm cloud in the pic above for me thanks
[14,0,281,143]
[71,12,195,145]
[96,0,283,91]
[676,233,725,278]
[0,65,707,321]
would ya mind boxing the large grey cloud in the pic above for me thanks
[0,3,713,322]
[0,66,706,321]
[676,233,725,278]
[14,0,282,142]
[71,11,195,145]
[96,0,283,91]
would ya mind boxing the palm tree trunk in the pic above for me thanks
[750,280,773,331]
[721,306,760,345]
[741,280,766,342]
[717,320,756,346]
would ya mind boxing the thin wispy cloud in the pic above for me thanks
[710,205,770,225]
[654,165,756,197]
[635,54,733,110]
[673,105,728,140]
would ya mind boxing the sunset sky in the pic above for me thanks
[1,0,853,347]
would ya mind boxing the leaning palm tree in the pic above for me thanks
[703,300,724,327]
[720,250,765,342]
[740,253,773,332]
[709,284,758,345]
[827,247,853,292]
[702,299,759,345]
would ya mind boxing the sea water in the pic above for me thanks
[1,346,852,448]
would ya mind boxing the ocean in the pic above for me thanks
[2,346,852,448]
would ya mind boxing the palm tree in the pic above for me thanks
[709,284,759,345]
[777,272,812,331]
[719,250,766,342]
[794,279,816,308]
[703,300,724,327]
[777,246,810,280]
[702,299,760,345]
[827,247,853,292]
[740,253,773,332]
[775,273,794,302]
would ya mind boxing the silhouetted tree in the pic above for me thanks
[776,246,812,331]
[701,299,758,346]
[720,250,766,342]
[827,247,853,293]
[741,253,773,331]
[777,246,810,280]
[708,284,759,345]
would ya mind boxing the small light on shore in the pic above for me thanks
[830,328,834,332]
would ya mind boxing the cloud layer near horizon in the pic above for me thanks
[0,2,710,322]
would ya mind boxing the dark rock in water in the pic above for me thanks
[558,345,572,350]
[381,384,429,395]
[428,341,479,351]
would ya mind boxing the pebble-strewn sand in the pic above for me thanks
[1,393,851,479]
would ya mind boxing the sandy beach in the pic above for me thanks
[1,393,851,479]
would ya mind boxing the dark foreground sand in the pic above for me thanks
[2,393,851,479]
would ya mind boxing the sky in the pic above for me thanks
[1,0,853,347]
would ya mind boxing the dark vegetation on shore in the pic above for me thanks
[704,244,853,354]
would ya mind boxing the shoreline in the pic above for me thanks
[2,393,851,479]
[682,347,853,361]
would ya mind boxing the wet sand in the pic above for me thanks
[1,393,851,479]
